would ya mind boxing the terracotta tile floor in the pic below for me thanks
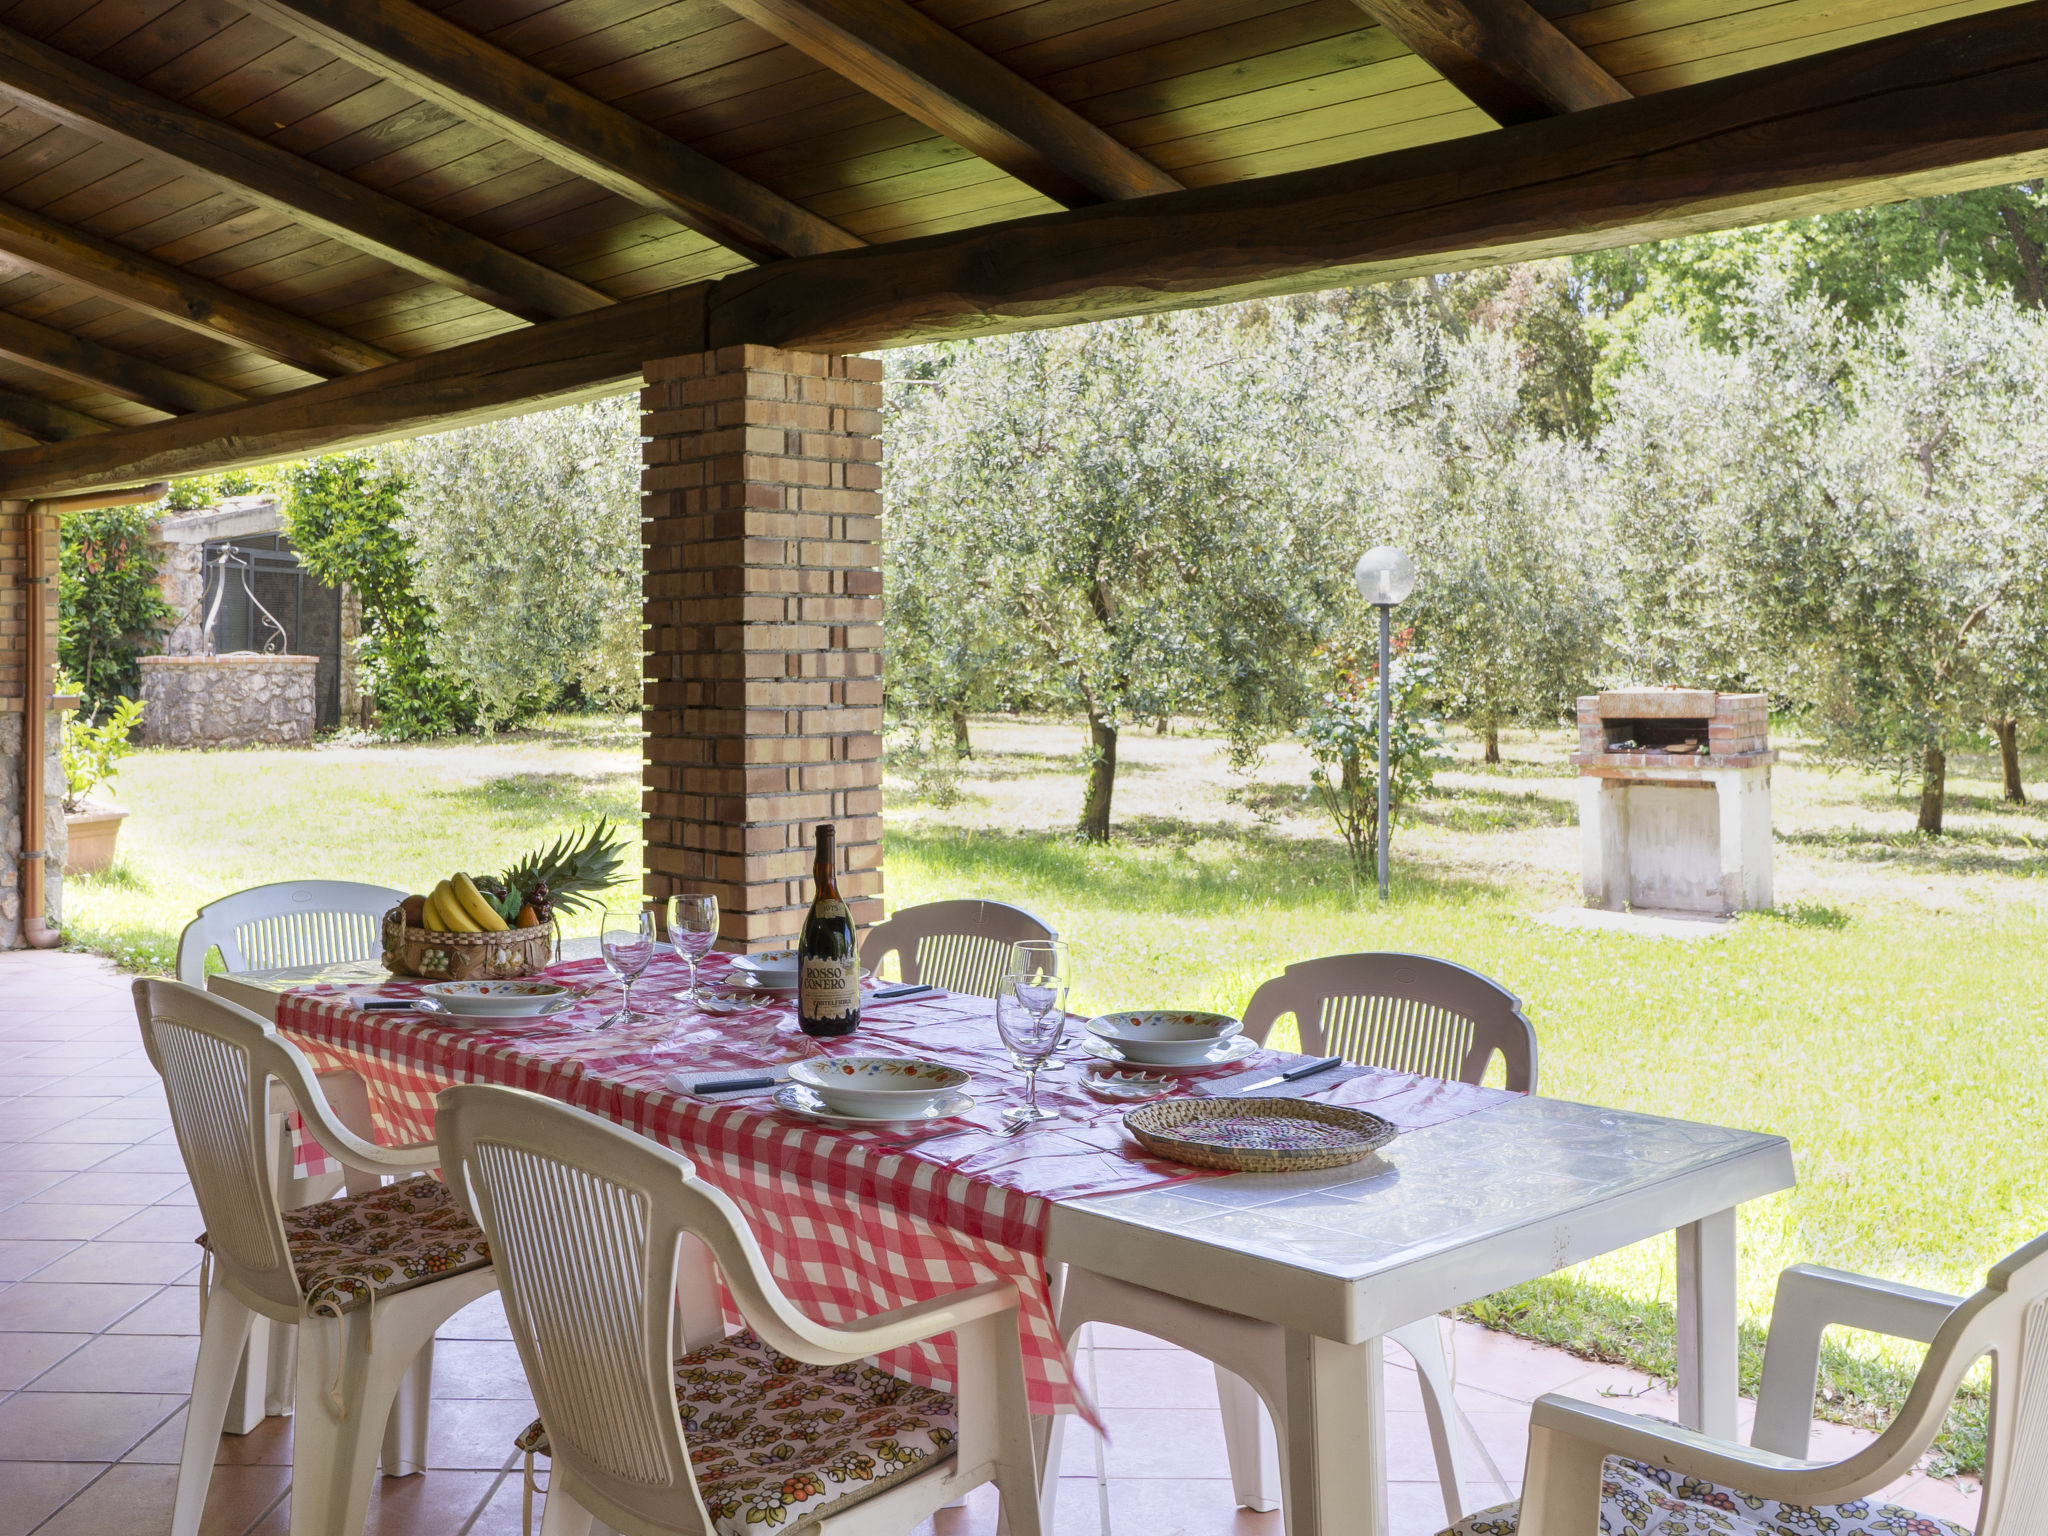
[0,951,1982,1536]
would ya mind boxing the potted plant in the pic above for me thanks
[61,692,145,876]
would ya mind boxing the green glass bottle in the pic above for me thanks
[797,824,860,1038]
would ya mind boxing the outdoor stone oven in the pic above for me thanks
[1572,688,1775,916]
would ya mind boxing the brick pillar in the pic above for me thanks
[1,500,64,949]
[641,346,884,952]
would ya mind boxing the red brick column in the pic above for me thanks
[1,500,63,949]
[641,346,884,953]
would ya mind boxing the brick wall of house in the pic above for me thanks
[641,346,885,952]
[0,501,64,949]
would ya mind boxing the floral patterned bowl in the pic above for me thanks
[786,1055,972,1119]
[420,979,577,1017]
[1084,1010,1243,1065]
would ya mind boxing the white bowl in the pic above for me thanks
[1083,1010,1242,1066]
[785,1056,971,1119]
[731,949,800,988]
[420,980,576,1017]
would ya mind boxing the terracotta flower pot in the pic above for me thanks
[64,805,129,876]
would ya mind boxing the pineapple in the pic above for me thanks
[497,818,629,918]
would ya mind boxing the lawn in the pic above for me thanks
[64,713,2048,1472]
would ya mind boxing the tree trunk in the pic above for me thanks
[1079,713,1118,842]
[1154,715,1168,735]
[1483,724,1500,764]
[950,706,971,757]
[1994,717,2026,803]
[1917,742,1946,835]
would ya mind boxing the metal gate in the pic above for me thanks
[197,533,345,730]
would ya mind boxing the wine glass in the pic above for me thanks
[599,908,655,1028]
[996,940,1071,1124]
[668,893,719,1005]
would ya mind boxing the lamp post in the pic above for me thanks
[1353,546,1416,902]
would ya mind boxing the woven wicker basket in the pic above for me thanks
[1122,1095,1397,1172]
[380,907,555,981]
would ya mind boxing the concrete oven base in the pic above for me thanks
[1578,766,1774,915]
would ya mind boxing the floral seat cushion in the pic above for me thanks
[201,1174,491,1315]
[1447,1454,1970,1536]
[515,1328,958,1536]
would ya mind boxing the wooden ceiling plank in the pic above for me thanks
[0,383,110,440]
[0,19,611,320]
[0,301,244,410]
[1347,0,1630,123]
[0,194,394,374]
[14,0,2048,493]
[236,0,862,262]
[713,0,1185,204]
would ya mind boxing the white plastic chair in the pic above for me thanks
[1485,1232,2048,1536]
[859,899,1055,998]
[436,1081,1045,1536]
[176,879,405,985]
[1051,953,1539,1530]
[134,979,497,1536]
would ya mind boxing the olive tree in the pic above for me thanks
[885,305,1353,840]
[380,397,644,727]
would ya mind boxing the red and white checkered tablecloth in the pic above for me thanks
[275,951,1510,1415]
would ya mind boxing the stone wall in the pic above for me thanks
[139,654,320,748]
[641,345,885,952]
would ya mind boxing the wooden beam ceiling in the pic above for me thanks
[235,0,860,264]
[0,388,108,443]
[0,308,241,414]
[715,0,1183,206]
[1350,0,1630,124]
[0,198,394,378]
[0,23,609,324]
[9,0,2048,495]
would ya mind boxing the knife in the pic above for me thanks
[1220,1056,1345,1095]
[685,1069,794,1095]
[869,984,939,1003]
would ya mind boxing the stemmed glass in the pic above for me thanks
[996,940,1071,1125]
[598,908,655,1028]
[668,893,719,1006]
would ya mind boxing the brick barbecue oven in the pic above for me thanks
[1571,688,1776,916]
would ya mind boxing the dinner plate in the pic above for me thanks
[771,1084,975,1127]
[405,994,578,1023]
[717,969,875,997]
[420,980,579,1017]
[1081,1034,1258,1069]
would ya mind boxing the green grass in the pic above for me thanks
[63,714,2048,1474]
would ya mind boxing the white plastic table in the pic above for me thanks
[213,963,1795,1536]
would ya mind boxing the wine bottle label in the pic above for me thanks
[812,898,849,923]
[801,958,860,1015]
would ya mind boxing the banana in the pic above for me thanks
[451,872,510,932]
[420,890,445,931]
[432,879,480,932]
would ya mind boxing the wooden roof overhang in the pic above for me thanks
[0,0,2040,497]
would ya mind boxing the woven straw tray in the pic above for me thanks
[1122,1096,1397,1172]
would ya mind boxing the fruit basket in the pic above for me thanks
[381,909,556,980]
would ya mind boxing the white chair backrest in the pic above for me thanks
[859,899,1055,998]
[439,1084,912,1536]
[130,978,312,1315]
[1241,952,1538,1093]
[177,880,405,985]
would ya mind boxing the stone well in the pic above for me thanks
[139,653,320,749]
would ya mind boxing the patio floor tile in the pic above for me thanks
[0,951,1991,1536]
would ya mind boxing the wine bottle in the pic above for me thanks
[798,824,860,1038]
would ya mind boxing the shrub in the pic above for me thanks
[58,506,176,715]
[1303,638,1447,885]
[61,693,146,812]
[280,455,480,738]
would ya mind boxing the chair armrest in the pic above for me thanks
[1752,1264,1963,1457]
[1517,1393,1919,1536]
[747,1277,1022,1369]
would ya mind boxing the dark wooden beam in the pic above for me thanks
[0,388,109,442]
[0,197,395,377]
[0,22,609,323]
[715,0,1182,206]
[0,308,242,413]
[1351,0,1628,124]
[10,2,2048,494]
[237,0,860,263]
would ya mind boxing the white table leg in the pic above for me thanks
[1676,1207,1739,1441]
[1215,1364,1282,1511]
[1280,1331,1384,1536]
